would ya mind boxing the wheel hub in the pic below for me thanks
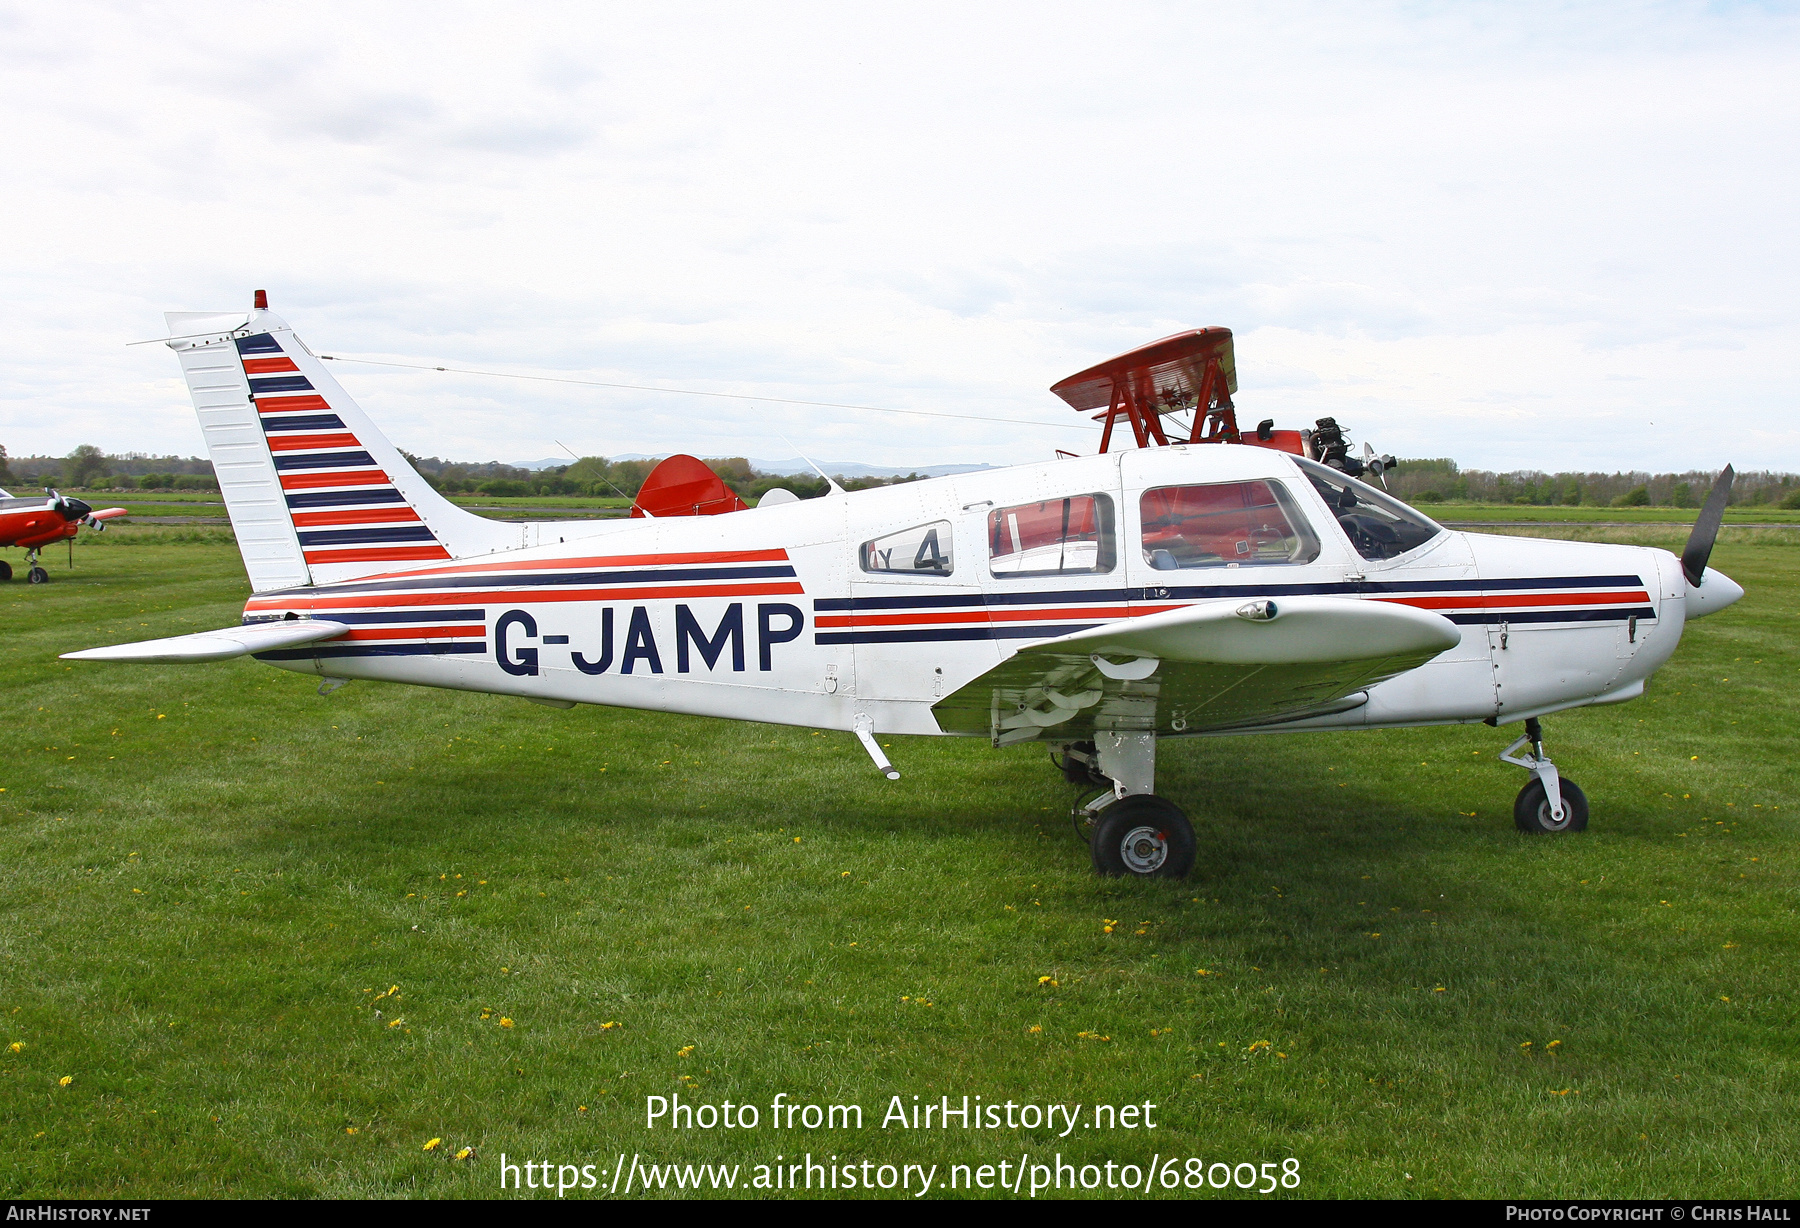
[1119,825,1168,874]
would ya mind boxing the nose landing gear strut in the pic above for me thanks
[1500,717,1589,833]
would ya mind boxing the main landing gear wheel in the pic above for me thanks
[1514,777,1588,834]
[1090,796,1197,879]
[0,560,11,581]
[27,566,48,585]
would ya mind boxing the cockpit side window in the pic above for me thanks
[1138,480,1320,570]
[988,493,1116,577]
[1293,457,1443,561]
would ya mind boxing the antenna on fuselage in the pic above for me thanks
[554,438,649,511]
[780,434,846,496]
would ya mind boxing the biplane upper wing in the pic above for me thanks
[1049,328,1237,414]
[932,597,1460,744]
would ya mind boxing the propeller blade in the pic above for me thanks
[1681,465,1735,587]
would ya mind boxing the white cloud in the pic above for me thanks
[0,0,1794,472]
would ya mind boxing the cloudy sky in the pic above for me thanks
[1,1,1794,472]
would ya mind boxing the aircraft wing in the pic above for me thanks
[932,597,1460,744]
[61,619,350,664]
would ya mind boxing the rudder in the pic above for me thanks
[167,300,528,592]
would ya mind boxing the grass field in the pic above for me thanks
[1,526,1795,1199]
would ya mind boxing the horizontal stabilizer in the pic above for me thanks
[61,619,350,664]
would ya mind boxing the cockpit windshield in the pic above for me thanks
[1293,457,1442,561]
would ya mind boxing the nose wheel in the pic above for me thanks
[1500,718,1587,834]
[1514,776,1588,833]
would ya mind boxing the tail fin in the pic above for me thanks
[166,302,526,592]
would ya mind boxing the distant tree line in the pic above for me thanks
[2,446,221,491]
[401,453,930,502]
[8,442,1796,510]
[1385,459,1800,509]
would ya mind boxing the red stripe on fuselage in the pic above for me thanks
[340,625,485,641]
[303,546,452,564]
[361,548,794,582]
[246,581,805,615]
[816,604,1155,629]
[1382,590,1649,611]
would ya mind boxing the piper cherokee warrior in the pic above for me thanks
[66,297,1745,879]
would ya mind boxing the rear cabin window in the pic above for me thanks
[860,520,953,576]
[1294,457,1442,561]
[1139,480,1321,570]
[988,494,1116,577]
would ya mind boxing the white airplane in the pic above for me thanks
[67,299,1745,879]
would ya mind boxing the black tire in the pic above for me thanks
[1514,777,1588,834]
[0,560,10,581]
[27,567,48,585]
[1090,795,1197,879]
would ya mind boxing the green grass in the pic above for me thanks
[1,534,1795,1199]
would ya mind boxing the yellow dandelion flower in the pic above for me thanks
[455,1147,473,1161]
[500,1017,515,1028]
[1028,1025,1042,1034]
[59,1076,73,1086]
[841,871,850,877]
[1102,925,1114,933]
[793,837,801,843]
[1520,1041,1533,1049]
[677,1045,695,1057]
[8,1042,21,1053]
[1248,1040,1271,1053]
[387,1017,405,1028]
[1433,987,1446,993]
[600,1021,619,1030]
[1547,1040,1562,1049]
[423,1137,442,1152]
[1037,975,1057,986]
[346,1126,359,1134]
